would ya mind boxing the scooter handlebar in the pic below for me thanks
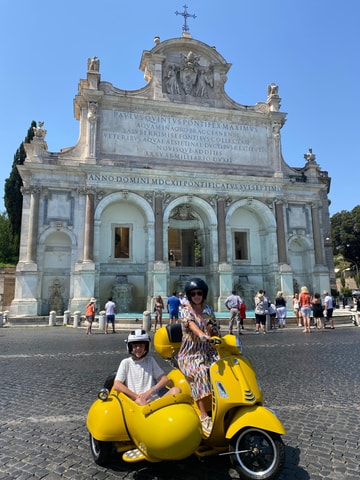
[209,337,222,345]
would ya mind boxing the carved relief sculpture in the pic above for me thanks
[165,64,180,94]
[49,278,65,314]
[164,51,214,98]
[180,51,199,94]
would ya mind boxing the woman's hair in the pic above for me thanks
[301,286,309,293]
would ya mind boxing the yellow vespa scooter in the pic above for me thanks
[87,325,285,479]
[153,325,286,479]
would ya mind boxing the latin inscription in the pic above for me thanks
[101,110,268,165]
[87,174,282,193]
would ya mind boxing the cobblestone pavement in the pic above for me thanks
[1,324,360,480]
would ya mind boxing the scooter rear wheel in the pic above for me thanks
[89,433,113,466]
[229,428,285,480]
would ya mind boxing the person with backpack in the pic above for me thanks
[254,290,268,334]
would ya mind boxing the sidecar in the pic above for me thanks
[87,381,202,466]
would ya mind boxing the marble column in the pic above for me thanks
[83,192,94,262]
[26,187,40,263]
[154,193,163,261]
[275,201,288,264]
[311,203,325,265]
[217,197,227,263]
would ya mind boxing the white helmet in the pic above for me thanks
[126,329,151,356]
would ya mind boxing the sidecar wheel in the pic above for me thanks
[89,433,113,466]
[229,428,285,480]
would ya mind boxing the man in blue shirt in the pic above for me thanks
[167,292,181,325]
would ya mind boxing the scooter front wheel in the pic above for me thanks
[229,428,285,480]
[89,433,113,466]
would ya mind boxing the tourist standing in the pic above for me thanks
[167,292,181,324]
[324,291,335,329]
[311,293,324,329]
[275,291,287,328]
[224,290,243,335]
[299,286,312,333]
[153,295,164,331]
[254,290,267,334]
[292,293,302,327]
[85,298,96,335]
[356,297,360,326]
[105,296,116,334]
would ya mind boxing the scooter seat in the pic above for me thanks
[166,323,182,342]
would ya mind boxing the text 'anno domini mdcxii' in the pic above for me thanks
[101,110,269,165]
[87,174,282,194]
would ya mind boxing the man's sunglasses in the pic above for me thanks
[190,290,203,298]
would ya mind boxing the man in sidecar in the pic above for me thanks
[113,329,181,405]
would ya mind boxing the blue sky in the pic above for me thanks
[1,0,358,216]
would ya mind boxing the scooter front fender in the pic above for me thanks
[226,405,286,440]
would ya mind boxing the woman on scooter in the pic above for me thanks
[177,278,219,435]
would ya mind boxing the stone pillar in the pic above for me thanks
[83,192,95,262]
[275,201,288,264]
[142,310,151,332]
[26,187,40,263]
[154,193,163,261]
[98,310,106,331]
[217,197,227,263]
[311,203,325,265]
[49,311,56,326]
[73,311,81,328]
[63,310,71,325]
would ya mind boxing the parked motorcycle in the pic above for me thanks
[87,325,286,479]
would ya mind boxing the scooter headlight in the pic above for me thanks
[97,388,109,401]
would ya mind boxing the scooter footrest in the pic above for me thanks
[122,448,146,463]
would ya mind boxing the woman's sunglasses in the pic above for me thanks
[190,290,203,298]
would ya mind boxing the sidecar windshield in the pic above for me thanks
[235,335,243,353]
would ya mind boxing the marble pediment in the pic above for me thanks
[139,36,240,108]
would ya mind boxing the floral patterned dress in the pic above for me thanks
[177,304,219,401]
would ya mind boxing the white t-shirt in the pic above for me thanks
[105,300,116,315]
[115,356,164,394]
[324,295,333,309]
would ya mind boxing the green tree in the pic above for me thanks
[331,206,360,263]
[331,205,360,288]
[0,212,18,264]
[4,120,36,258]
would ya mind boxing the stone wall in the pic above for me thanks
[0,266,15,311]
